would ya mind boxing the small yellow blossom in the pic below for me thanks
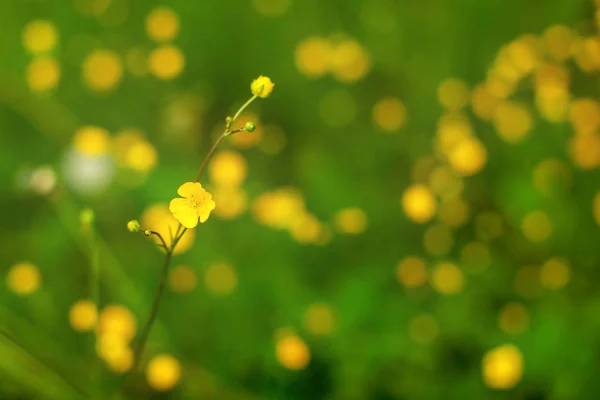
[169,182,216,228]
[251,75,274,98]
[127,220,140,232]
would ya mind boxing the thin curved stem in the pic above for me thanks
[231,95,257,124]
[194,133,226,182]
[131,249,172,370]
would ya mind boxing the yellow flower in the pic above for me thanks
[169,182,216,228]
[251,75,274,98]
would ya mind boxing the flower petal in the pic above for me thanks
[169,198,198,229]
[197,192,216,223]
[177,182,202,198]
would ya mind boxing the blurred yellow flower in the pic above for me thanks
[251,75,274,98]
[147,354,181,391]
[22,20,58,54]
[69,300,98,332]
[169,182,216,228]
[6,262,41,295]
[275,333,310,370]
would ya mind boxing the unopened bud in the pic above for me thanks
[127,220,141,232]
[244,122,256,132]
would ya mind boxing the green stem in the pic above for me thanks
[87,227,101,397]
[231,94,258,124]
[194,133,226,182]
[131,249,173,370]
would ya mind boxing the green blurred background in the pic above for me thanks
[2,0,600,398]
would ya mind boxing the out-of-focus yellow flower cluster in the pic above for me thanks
[295,36,371,83]
[252,187,331,245]
[209,150,249,220]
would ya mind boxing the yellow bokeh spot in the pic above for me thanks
[82,49,123,92]
[204,262,237,296]
[372,97,407,132]
[437,78,470,111]
[428,166,464,199]
[73,125,111,156]
[460,241,491,272]
[209,150,247,187]
[475,211,504,241]
[471,84,501,121]
[252,187,305,230]
[522,210,552,243]
[290,212,323,244]
[515,265,542,299]
[113,129,157,173]
[534,63,570,98]
[431,262,464,295]
[543,25,575,62]
[569,134,600,169]
[572,37,600,73]
[26,56,60,92]
[329,39,371,83]
[252,0,292,18]
[69,300,98,332]
[332,207,368,234]
[22,20,58,54]
[423,224,454,256]
[304,303,335,335]
[169,265,197,293]
[448,138,487,176]
[141,203,196,254]
[535,90,570,123]
[492,101,533,143]
[295,37,332,78]
[540,257,570,290]
[149,45,185,80]
[498,303,529,335]
[532,158,571,197]
[96,334,133,374]
[146,7,180,43]
[98,305,136,341]
[395,256,427,288]
[275,334,310,370]
[408,314,439,344]
[506,36,541,75]
[569,98,600,134]
[212,187,248,219]
[401,184,437,224]
[435,113,473,155]
[485,72,516,99]
[147,354,181,391]
[482,344,523,390]
[6,262,41,295]
[438,197,470,227]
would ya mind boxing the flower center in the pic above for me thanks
[188,193,205,211]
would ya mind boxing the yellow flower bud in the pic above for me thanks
[251,75,274,98]
[127,220,141,232]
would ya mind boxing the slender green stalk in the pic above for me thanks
[129,94,258,375]
[131,249,172,370]
[87,225,101,398]
[231,94,257,124]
